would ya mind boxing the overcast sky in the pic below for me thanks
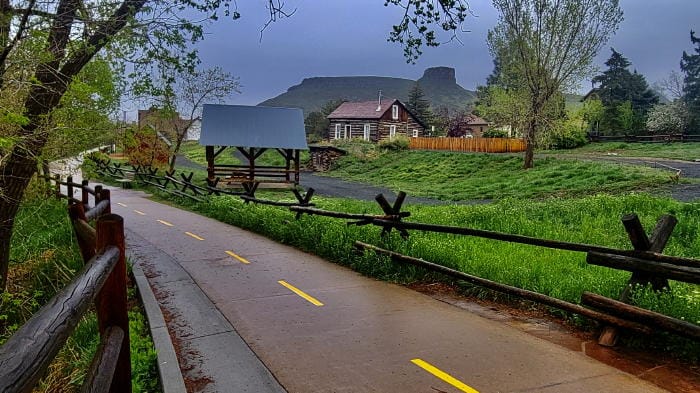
[188,0,700,106]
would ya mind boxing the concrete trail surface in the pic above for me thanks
[112,188,667,393]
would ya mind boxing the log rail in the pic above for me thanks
[2,175,130,393]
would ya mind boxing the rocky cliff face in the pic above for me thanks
[258,67,475,115]
[419,66,457,85]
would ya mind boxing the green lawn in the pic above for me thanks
[547,142,700,161]
[324,149,675,200]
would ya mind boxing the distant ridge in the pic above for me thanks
[258,66,476,114]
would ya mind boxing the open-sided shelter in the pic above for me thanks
[199,104,308,186]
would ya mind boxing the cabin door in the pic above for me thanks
[344,125,351,139]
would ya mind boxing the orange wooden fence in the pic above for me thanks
[409,137,526,153]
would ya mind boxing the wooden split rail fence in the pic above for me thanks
[90,159,699,346]
[0,177,131,393]
[292,194,700,346]
[92,158,315,207]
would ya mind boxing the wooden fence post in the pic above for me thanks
[54,174,61,199]
[67,176,74,204]
[95,214,131,393]
[94,185,103,205]
[597,213,677,346]
[68,203,96,263]
[101,189,111,215]
[81,180,90,206]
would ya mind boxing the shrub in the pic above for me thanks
[378,136,410,151]
[482,129,509,138]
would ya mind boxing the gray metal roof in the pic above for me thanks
[199,104,308,150]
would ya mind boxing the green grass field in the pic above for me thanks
[547,142,700,161]
[324,149,674,200]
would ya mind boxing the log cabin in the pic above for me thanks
[327,99,426,142]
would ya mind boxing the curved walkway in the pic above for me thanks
[113,188,668,393]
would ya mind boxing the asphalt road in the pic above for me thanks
[114,188,667,393]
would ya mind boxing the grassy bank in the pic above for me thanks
[1,197,160,392]
[547,142,700,161]
[324,149,674,200]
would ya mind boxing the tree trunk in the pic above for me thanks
[0,137,46,290]
[168,133,185,173]
[523,118,536,169]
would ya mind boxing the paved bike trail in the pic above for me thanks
[112,188,667,393]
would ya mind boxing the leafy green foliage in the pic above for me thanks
[324,150,672,200]
[304,99,345,142]
[384,0,470,63]
[593,49,659,134]
[377,136,410,151]
[681,31,700,134]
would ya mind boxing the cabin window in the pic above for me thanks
[344,124,351,139]
[389,125,397,139]
[412,129,419,138]
[363,124,371,141]
[392,105,399,120]
[334,124,341,140]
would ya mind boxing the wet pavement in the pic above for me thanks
[113,188,670,393]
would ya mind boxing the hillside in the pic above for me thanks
[258,67,476,114]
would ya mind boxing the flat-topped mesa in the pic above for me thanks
[419,67,457,85]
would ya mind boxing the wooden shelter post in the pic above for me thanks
[205,146,214,180]
[294,149,300,183]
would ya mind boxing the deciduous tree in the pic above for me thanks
[488,0,622,168]
[149,66,240,173]
[0,0,471,290]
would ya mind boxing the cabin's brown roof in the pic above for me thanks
[466,115,488,125]
[327,99,399,119]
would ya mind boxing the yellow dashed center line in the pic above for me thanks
[117,202,127,207]
[134,210,146,216]
[157,219,174,227]
[226,251,250,264]
[185,231,205,241]
[411,359,479,393]
[278,280,324,307]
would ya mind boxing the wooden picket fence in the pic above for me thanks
[409,137,527,153]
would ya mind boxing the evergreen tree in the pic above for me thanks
[304,99,345,140]
[593,49,658,134]
[681,31,700,134]
[406,82,433,126]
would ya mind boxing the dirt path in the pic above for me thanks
[114,189,672,393]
